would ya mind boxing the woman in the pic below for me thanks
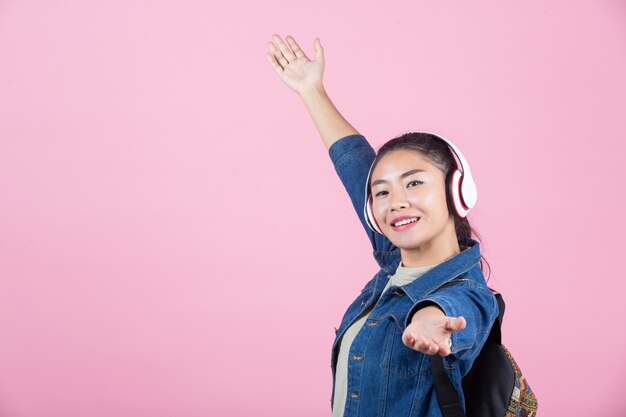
[265,34,498,417]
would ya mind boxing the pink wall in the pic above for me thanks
[1,1,625,416]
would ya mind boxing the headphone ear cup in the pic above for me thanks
[365,194,384,235]
[450,169,470,218]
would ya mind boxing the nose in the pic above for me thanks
[389,188,409,212]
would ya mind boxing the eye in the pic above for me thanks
[407,180,423,188]
[374,190,388,197]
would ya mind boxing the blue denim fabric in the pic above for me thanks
[327,134,499,417]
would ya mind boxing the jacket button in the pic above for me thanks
[350,393,359,399]
[392,290,404,297]
[352,355,364,361]
[367,321,379,327]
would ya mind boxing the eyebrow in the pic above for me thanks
[371,169,426,187]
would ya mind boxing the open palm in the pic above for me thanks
[266,34,324,94]
[403,308,467,357]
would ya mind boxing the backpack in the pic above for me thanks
[430,293,538,417]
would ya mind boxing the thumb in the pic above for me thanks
[314,37,324,63]
[445,316,467,332]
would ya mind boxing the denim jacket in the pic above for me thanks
[327,134,498,417]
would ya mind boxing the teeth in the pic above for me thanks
[393,218,418,227]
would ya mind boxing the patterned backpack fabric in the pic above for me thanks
[430,293,538,417]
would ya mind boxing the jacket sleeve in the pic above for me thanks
[404,278,499,370]
[328,134,396,255]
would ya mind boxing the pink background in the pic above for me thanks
[1,1,625,416]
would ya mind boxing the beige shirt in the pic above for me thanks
[332,261,438,417]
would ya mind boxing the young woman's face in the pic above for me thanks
[370,149,456,253]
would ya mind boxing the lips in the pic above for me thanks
[389,216,421,231]
[390,216,420,227]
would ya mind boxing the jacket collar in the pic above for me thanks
[378,237,482,304]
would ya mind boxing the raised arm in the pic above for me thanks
[266,34,396,258]
[265,34,357,150]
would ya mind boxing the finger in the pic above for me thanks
[413,336,437,355]
[265,53,284,74]
[286,35,308,60]
[415,338,430,352]
[438,345,452,357]
[436,336,453,356]
[403,331,421,349]
[267,42,289,68]
[445,316,467,332]
[272,34,296,63]
[425,342,439,356]
[314,37,325,64]
[402,331,415,347]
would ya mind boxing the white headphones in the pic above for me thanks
[363,132,478,235]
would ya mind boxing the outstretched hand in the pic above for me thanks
[402,306,467,357]
[265,34,325,95]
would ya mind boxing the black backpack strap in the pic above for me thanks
[431,292,506,417]
[430,355,466,417]
[490,292,505,344]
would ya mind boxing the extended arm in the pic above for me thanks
[402,281,498,366]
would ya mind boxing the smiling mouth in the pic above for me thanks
[392,217,420,227]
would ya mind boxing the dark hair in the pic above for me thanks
[369,132,491,279]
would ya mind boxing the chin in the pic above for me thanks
[387,234,426,250]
